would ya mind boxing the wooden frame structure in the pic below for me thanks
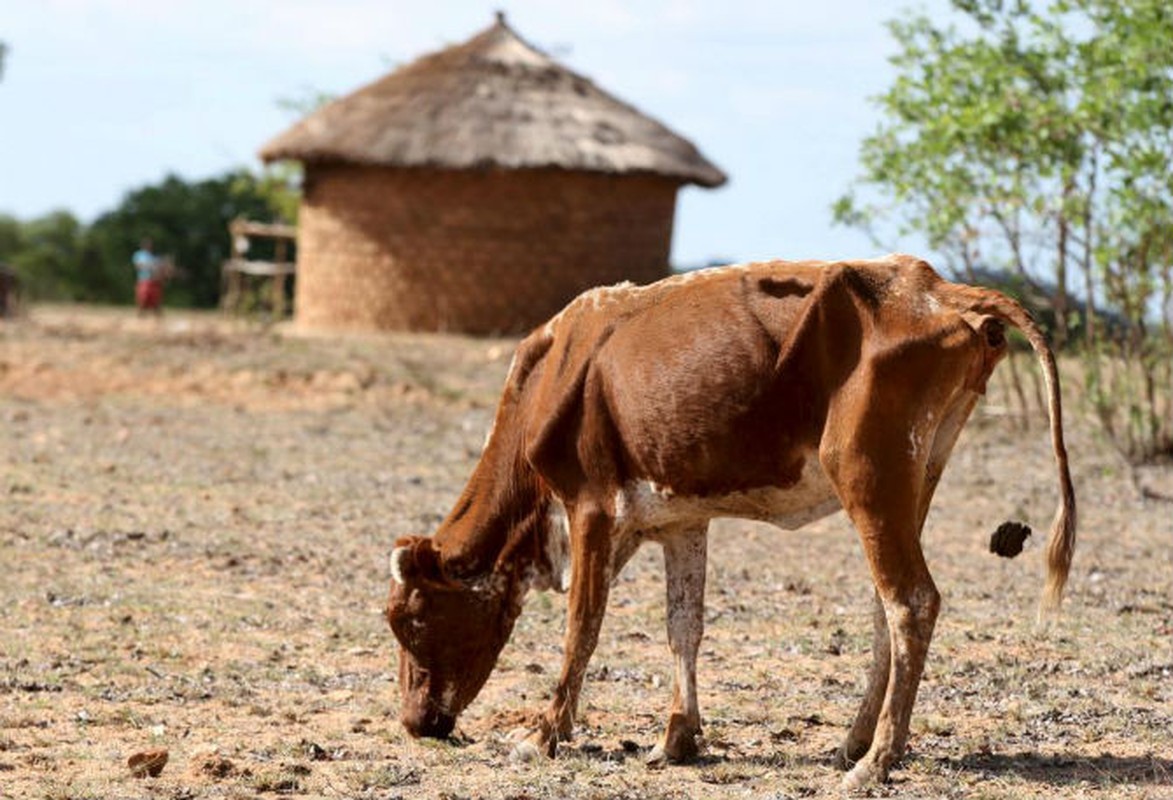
[220,218,297,317]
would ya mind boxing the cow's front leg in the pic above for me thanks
[647,524,708,766]
[521,502,613,758]
[836,590,890,769]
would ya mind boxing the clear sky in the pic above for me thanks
[0,0,949,268]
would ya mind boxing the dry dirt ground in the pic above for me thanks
[1,305,1170,800]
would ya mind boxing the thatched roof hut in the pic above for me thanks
[260,12,726,334]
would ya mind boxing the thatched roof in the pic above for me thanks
[259,13,727,188]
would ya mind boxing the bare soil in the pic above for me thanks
[1,305,1170,799]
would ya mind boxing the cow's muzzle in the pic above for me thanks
[401,704,456,739]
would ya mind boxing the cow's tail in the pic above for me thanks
[952,283,1077,616]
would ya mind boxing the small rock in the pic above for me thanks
[128,748,168,778]
[510,739,541,764]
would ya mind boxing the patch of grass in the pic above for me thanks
[250,764,311,794]
[343,761,421,792]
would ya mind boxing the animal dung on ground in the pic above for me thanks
[192,753,240,779]
[989,521,1032,558]
[127,747,169,778]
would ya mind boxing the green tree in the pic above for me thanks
[87,170,294,307]
[837,0,1173,460]
[0,214,23,263]
[835,0,1082,343]
[1068,0,1173,459]
[8,210,88,301]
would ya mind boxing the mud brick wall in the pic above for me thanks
[293,165,678,335]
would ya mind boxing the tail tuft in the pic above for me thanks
[1039,486,1077,618]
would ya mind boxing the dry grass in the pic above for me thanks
[1,306,1170,799]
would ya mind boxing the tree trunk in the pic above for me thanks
[1053,181,1073,351]
[1081,148,1098,348]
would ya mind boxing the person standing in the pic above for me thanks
[132,238,165,315]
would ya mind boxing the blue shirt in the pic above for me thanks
[133,249,160,282]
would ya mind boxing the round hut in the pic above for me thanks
[260,13,726,335]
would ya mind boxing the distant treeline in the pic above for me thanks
[0,168,296,308]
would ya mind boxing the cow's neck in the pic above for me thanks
[431,421,555,594]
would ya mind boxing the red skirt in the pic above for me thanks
[136,279,163,310]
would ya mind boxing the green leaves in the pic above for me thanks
[838,0,1173,459]
[4,170,297,308]
[87,170,295,308]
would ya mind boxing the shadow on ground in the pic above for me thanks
[943,751,1172,786]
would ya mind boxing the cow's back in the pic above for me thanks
[522,255,983,503]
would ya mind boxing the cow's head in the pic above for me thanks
[385,535,521,739]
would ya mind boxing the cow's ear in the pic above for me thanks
[962,311,1007,349]
[390,536,446,586]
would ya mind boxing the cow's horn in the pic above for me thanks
[389,546,412,585]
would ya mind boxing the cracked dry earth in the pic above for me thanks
[1,305,1170,799]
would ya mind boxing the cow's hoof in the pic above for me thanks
[509,719,561,763]
[834,738,870,771]
[841,759,887,792]
[646,732,700,768]
[645,743,669,768]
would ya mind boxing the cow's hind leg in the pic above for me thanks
[518,501,614,759]
[841,515,939,789]
[838,402,967,771]
[823,442,939,788]
[647,523,708,766]
[836,590,890,769]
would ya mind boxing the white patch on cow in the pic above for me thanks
[389,547,410,585]
[482,349,527,453]
[589,282,635,310]
[439,685,459,716]
[881,584,939,661]
[614,456,840,532]
[625,262,756,300]
[910,407,946,462]
[545,282,638,338]
[658,262,748,288]
[544,497,571,592]
[924,392,976,478]
[525,497,571,593]
[911,584,939,618]
[658,527,707,735]
[612,488,627,523]
[909,428,924,460]
[541,263,771,341]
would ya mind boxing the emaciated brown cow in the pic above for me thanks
[385,254,1076,789]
